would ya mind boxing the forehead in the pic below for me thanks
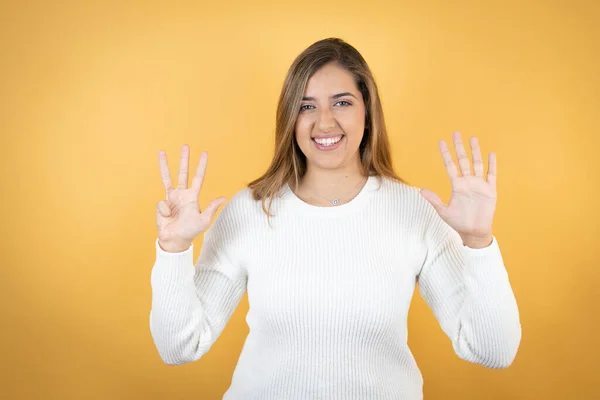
[304,63,359,96]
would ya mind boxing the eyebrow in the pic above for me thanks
[301,92,358,101]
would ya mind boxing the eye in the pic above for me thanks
[300,104,315,111]
[335,100,351,107]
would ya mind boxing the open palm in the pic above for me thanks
[420,132,497,242]
[156,145,227,250]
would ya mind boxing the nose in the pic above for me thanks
[317,107,336,132]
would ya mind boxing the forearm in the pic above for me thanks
[451,247,521,368]
[149,246,213,365]
[420,235,521,369]
[149,238,247,365]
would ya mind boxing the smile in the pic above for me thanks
[312,135,344,151]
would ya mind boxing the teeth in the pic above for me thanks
[314,135,342,146]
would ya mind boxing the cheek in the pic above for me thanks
[339,113,365,136]
[294,117,312,139]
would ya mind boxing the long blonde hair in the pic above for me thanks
[248,37,409,219]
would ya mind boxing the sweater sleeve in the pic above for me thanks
[149,204,248,365]
[416,201,522,369]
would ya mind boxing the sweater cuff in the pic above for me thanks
[461,235,508,280]
[152,238,196,282]
[461,235,499,255]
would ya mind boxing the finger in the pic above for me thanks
[156,200,171,217]
[178,144,190,189]
[202,196,228,220]
[158,150,173,197]
[452,131,472,176]
[420,188,447,219]
[487,152,497,187]
[439,139,459,180]
[470,136,485,177]
[191,151,208,194]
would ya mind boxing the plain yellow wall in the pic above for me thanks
[1,0,598,399]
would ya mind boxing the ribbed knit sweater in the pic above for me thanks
[149,175,521,399]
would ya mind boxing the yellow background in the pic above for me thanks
[2,0,598,399]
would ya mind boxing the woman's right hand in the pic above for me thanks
[156,144,227,253]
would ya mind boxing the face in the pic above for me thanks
[295,62,366,172]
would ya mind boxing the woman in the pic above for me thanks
[150,38,521,399]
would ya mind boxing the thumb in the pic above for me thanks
[202,196,228,220]
[420,188,447,217]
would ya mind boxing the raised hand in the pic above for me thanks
[156,144,227,253]
[419,132,497,249]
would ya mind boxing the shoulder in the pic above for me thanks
[210,185,266,230]
[376,176,448,232]
[377,176,428,211]
[212,186,255,221]
[201,186,258,257]
[221,186,257,213]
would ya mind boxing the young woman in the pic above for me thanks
[151,37,521,400]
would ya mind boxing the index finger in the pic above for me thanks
[158,150,173,197]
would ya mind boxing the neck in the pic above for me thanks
[301,161,363,189]
[293,159,366,205]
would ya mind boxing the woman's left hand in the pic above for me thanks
[420,132,497,249]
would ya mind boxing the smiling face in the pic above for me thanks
[294,62,366,173]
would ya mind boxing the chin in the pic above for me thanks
[309,157,348,171]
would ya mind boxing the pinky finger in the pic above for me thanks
[156,200,171,217]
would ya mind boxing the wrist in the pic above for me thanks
[158,239,192,253]
[461,235,493,249]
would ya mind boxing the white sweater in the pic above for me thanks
[149,176,521,400]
